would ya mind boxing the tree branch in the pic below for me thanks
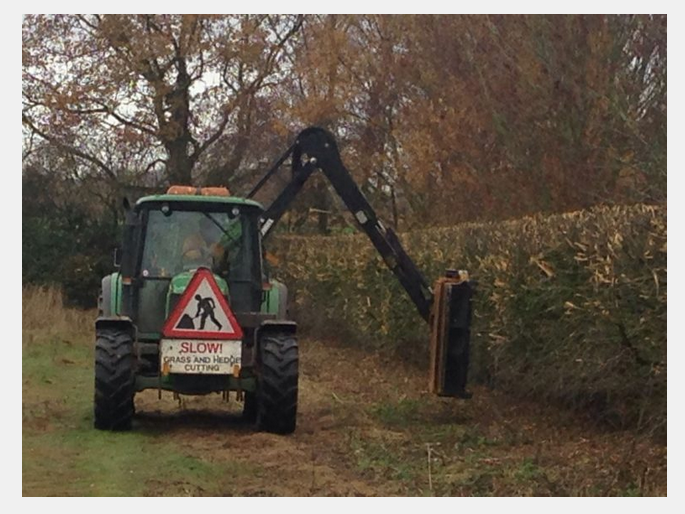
[193,96,240,160]
[22,114,118,181]
[94,103,159,137]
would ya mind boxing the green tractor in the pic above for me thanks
[95,127,474,435]
[95,186,298,434]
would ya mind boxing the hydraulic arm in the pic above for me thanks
[250,127,433,321]
[248,127,474,398]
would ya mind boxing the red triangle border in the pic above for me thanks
[161,267,244,340]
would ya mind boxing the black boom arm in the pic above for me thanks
[248,127,434,322]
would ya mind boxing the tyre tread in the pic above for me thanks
[256,333,298,434]
[94,329,135,431]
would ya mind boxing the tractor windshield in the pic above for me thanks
[139,204,258,284]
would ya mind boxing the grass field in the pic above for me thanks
[22,287,667,496]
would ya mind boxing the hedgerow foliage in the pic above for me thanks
[22,167,120,308]
[271,204,666,436]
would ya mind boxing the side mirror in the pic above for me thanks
[113,248,121,269]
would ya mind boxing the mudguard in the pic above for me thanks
[257,319,297,336]
[95,316,135,338]
[261,279,289,320]
[98,273,121,317]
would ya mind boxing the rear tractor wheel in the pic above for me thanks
[242,391,257,423]
[256,333,298,434]
[94,329,136,430]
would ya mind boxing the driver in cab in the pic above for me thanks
[181,217,226,271]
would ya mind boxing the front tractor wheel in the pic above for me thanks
[94,329,135,431]
[256,333,299,434]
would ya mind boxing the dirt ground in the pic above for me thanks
[133,339,666,496]
[23,335,667,496]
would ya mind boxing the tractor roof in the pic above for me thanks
[136,194,264,210]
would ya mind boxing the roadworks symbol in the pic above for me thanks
[162,268,243,340]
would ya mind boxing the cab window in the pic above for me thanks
[139,206,254,282]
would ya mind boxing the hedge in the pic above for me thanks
[270,204,667,437]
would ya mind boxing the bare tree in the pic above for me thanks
[23,14,303,186]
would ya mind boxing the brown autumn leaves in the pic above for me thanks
[22,15,666,227]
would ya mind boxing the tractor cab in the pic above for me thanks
[123,187,265,334]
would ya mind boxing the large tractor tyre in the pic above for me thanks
[242,391,257,423]
[256,333,298,434]
[94,329,136,431]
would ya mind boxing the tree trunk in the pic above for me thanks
[162,57,194,185]
[166,141,193,185]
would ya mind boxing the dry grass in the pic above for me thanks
[22,285,93,343]
[21,287,666,496]
[271,204,667,436]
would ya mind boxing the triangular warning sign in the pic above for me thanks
[162,268,243,340]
